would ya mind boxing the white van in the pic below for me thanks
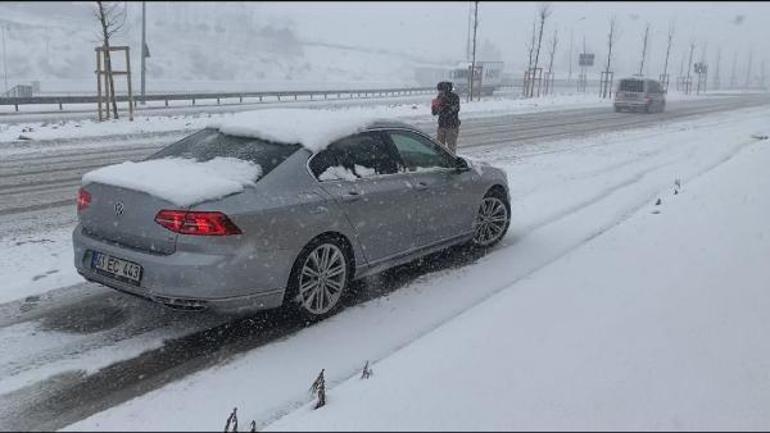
[614,77,666,113]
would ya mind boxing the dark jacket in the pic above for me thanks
[432,91,461,129]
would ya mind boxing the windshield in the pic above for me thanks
[147,128,301,177]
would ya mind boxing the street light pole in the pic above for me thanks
[140,0,146,104]
[469,0,479,102]
[466,1,472,61]
[1,25,8,95]
[567,28,574,85]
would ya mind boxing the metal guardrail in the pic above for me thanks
[0,86,441,112]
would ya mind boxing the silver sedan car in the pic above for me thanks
[73,120,511,318]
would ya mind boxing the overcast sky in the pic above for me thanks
[3,1,769,80]
[262,1,770,75]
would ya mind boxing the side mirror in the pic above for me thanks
[455,156,471,173]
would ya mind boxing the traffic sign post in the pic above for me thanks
[694,62,708,95]
[577,53,594,93]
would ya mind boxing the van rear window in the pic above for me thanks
[620,80,644,92]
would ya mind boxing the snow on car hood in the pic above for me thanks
[81,157,262,207]
[208,108,383,153]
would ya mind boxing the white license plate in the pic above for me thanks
[91,251,142,285]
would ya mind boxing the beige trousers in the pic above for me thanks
[437,127,459,154]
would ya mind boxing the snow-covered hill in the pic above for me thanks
[0,2,455,93]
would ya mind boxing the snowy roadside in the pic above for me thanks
[62,106,770,431]
[0,228,80,306]
[0,92,727,154]
[267,133,770,431]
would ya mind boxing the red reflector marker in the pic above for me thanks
[155,210,242,236]
[77,188,91,212]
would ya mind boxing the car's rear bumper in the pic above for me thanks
[614,100,649,108]
[77,268,284,313]
[72,225,287,314]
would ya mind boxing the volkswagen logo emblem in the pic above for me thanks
[114,201,125,216]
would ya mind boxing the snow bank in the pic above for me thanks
[81,157,262,207]
[267,126,770,430]
[209,108,384,152]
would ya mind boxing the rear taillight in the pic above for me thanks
[154,210,242,236]
[77,188,91,212]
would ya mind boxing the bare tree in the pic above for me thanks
[93,1,126,119]
[686,40,695,79]
[661,22,674,90]
[546,29,558,94]
[638,23,650,76]
[530,3,552,97]
[547,29,559,74]
[523,16,537,96]
[604,16,618,74]
[600,16,618,99]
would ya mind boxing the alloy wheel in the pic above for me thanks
[297,243,347,315]
[472,197,509,247]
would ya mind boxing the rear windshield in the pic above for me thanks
[619,79,645,92]
[147,128,301,177]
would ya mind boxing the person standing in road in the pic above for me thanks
[431,81,461,154]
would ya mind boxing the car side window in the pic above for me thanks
[387,131,455,172]
[310,132,402,181]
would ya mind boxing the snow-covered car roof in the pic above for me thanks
[208,108,396,153]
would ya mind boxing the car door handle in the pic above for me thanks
[414,182,429,191]
[342,191,361,202]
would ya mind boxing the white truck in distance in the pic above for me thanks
[415,61,504,96]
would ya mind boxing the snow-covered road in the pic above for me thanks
[0,95,769,430]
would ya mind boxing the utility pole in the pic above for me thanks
[729,50,738,88]
[713,47,721,90]
[686,42,695,94]
[567,28,573,85]
[466,1,472,61]
[140,0,147,104]
[569,17,585,87]
[469,0,479,102]
[661,23,673,92]
[745,48,753,88]
[1,24,8,95]
[639,23,650,76]
[699,41,708,94]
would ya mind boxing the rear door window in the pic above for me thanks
[310,132,403,181]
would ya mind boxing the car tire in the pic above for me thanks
[470,188,511,249]
[284,236,352,320]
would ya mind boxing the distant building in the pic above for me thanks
[4,84,34,98]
